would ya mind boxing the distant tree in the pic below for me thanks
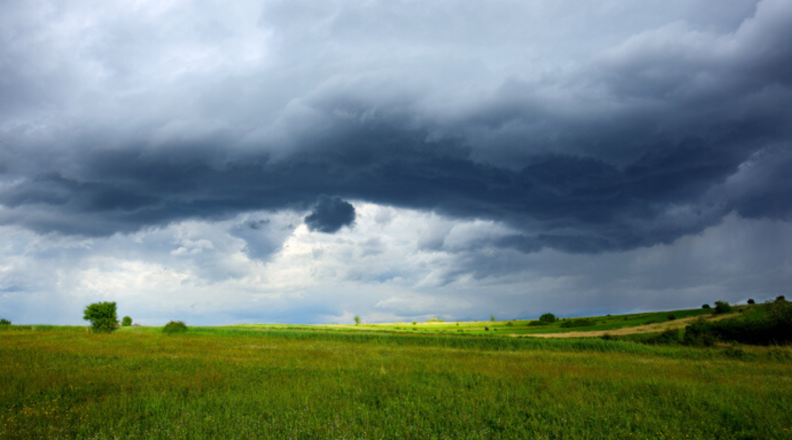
[162,320,188,334]
[121,316,132,327]
[539,313,557,324]
[354,316,361,325]
[83,302,119,333]
[747,299,756,305]
[714,301,732,314]
[777,295,787,302]
[412,321,416,325]
[702,304,711,309]
[490,315,495,322]
[0,319,10,326]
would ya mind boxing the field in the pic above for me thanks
[2,312,792,439]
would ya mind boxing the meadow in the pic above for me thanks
[2,318,792,440]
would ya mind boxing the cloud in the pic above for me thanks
[0,0,791,324]
[304,195,356,233]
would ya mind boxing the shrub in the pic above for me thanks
[484,326,490,331]
[0,319,10,326]
[667,314,677,321]
[412,321,417,325]
[83,302,119,333]
[644,328,681,345]
[747,298,755,305]
[714,300,732,314]
[163,321,188,334]
[702,304,711,309]
[121,316,132,327]
[354,316,361,325]
[777,295,786,302]
[683,319,717,347]
[539,313,556,324]
[560,318,596,328]
[506,322,513,326]
[601,333,615,341]
[490,315,495,322]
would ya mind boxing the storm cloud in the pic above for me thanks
[305,196,356,233]
[1,0,791,324]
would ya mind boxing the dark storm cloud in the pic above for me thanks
[304,195,356,233]
[1,0,791,253]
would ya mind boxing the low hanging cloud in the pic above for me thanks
[304,196,356,233]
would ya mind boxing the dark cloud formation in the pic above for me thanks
[0,0,791,254]
[305,195,356,233]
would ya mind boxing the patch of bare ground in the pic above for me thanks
[512,312,740,338]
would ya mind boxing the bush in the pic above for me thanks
[667,314,677,321]
[506,322,513,326]
[163,321,188,334]
[490,315,495,322]
[714,300,732,314]
[777,295,786,302]
[484,326,490,331]
[747,298,755,305]
[683,319,717,347]
[83,302,119,333]
[539,313,556,324]
[644,328,681,345]
[121,316,132,327]
[0,319,10,326]
[682,300,792,346]
[560,318,596,328]
[702,304,711,309]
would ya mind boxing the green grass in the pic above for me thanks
[2,324,791,439]
[308,308,715,336]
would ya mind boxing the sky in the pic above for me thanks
[1,0,791,325]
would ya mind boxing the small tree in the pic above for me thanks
[714,300,732,314]
[702,304,711,309]
[747,298,755,305]
[354,316,361,325]
[539,313,557,324]
[162,320,188,334]
[777,295,787,302]
[121,316,133,327]
[0,319,10,326]
[83,302,119,333]
[490,315,495,322]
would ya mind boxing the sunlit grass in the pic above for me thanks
[1,324,790,439]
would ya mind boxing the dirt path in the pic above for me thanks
[511,312,740,338]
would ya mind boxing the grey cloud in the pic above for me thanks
[0,0,790,255]
[304,196,356,233]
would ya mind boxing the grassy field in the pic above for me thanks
[2,321,791,439]
[219,307,715,337]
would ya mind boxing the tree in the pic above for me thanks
[539,313,556,324]
[702,304,711,309]
[354,316,361,325]
[83,302,119,333]
[747,299,756,305]
[714,300,732,314]
[0,319,10,326]
[490,315,495,322]
[121,316,133,327]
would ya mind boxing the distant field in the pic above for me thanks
[228,307,716,337]
[2,312,791,439]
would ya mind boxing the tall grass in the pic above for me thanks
[1,326,791,439]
